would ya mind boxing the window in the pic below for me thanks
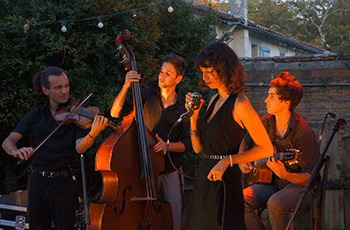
[279,49,286,57]
[260,46,270,57]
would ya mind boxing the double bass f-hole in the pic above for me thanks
[114,186,132,215]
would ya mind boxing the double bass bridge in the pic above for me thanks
[131,196,157,202]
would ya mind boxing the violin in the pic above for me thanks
[54,98,121,131]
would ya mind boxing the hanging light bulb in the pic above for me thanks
[61,21,67,33]
[132,9,137,18]
[167,0,174,13]
[97,17,104,28]
[24,24,30,33]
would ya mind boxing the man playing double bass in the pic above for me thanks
[239,72,320,230]
[110,54,192,230]
[2,66,108,230]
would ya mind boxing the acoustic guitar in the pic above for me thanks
[244,149,301,188]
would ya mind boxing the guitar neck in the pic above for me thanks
[254,158,269,168]
[253,151,297,168]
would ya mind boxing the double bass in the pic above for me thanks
[89,30,173,230]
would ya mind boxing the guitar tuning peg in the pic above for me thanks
[287,159,299,165]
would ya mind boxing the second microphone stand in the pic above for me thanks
[285,119,344,230]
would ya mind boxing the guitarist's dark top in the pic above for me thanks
[244,112,319,189]
[183,94,247,230]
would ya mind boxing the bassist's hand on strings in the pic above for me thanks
[124,70,141,88]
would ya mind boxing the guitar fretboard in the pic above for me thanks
[253,150,299,168]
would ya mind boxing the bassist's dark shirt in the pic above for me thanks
[120,87,191,174]
[244,112,320,189]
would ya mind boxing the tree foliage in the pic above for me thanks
[247,0,350,53]
[0,0,217,195]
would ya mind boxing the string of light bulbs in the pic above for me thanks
[21,1,174,33]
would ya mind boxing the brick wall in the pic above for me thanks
[242,55,350,122]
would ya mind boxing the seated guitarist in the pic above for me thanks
[239,72,320,230]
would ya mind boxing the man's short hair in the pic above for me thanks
[270,72,303,111]
[161,54,187,76]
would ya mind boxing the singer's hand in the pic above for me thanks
[154,134,167,155]
[207,158,230,181]
[124,70,141,88]
[185,93,204,112]
[13,147,34,161]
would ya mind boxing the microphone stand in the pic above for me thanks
[76,153,90,230]
[285,120,344,230]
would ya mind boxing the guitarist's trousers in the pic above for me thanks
[243,183,311,230]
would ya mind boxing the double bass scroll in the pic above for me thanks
[89,29,173,230]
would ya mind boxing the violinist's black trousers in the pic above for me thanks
[27,172,79,230]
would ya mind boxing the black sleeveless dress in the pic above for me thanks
[183,94,247,230]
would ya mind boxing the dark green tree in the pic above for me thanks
[0,0,217,196]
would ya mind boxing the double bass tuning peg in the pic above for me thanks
[119,58,131,71]
[115,46,122,58]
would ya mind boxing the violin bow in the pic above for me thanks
[17,92,94,166]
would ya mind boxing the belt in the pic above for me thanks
[202,153,229,160]
[37,170,72,178]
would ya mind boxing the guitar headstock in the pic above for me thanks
[276,149,301,165]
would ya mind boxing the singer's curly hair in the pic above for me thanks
[33,66,67,94]
[270,72,303,111]
[195,42,246,94]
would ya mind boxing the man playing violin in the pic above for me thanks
[239,72,320,230]
[110,54,191,230]
[2,66,108,230]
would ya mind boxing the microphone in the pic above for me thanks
[329,112,348,127]
[174,92,202,126]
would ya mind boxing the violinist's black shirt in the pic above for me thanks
[13,101,89,172]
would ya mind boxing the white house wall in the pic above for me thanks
[216,24,298,58]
